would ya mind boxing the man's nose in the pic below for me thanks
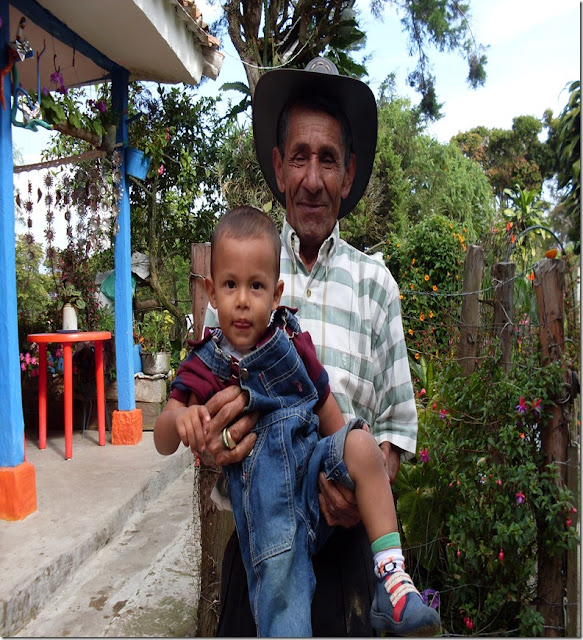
[304,155,324,191]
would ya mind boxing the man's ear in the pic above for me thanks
[205,276,217,309]
[272,279,284,311]
[273,147,285,193]
[341,152,356,200]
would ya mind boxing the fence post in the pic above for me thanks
[491,262,516,372]
[533,257,570,637]
[190,243,235,638]
[458,245,484,375]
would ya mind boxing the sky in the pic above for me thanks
[12,0,581,246]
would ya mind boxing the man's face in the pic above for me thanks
[273,106,355,259]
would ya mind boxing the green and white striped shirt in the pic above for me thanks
[279,220,417,458]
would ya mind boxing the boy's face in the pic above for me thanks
[206,233,284,351]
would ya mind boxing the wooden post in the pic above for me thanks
[533,258,569,637]
[492,262,516,372]
[190,243,235,638]
[458,245,484,375]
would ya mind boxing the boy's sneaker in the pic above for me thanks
[370,569,441,637]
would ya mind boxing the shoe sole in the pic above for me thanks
[370,611,441,637]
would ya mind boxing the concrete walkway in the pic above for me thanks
[0,429,199,637]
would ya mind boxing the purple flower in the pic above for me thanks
[515,491,525,504]
[420,588,440,610]
[96,100,107,113]
[418,447,430,464]
[41,86,49,96]
[439,409,448,419]
[516,397,527,414]
[50,71,64,87]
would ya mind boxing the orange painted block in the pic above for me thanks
[112,408,143,445]
[0,462,37,521]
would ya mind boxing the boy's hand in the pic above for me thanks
[175,404,211,453]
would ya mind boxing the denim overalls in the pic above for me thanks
[194,308,363,637]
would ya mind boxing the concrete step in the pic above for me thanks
[14,463,201,638]
[0,432,196,637]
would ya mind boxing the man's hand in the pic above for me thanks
[379,441,401,484]
[200,386,258,466]
[318,472,361,528]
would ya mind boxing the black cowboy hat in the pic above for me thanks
[252,57,378,219]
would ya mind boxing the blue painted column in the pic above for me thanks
[0,0,25,467]
[111,70,135,411]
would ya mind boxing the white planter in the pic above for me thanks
[141,351,171,376]
[62,303,78,330]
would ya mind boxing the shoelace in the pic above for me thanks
[384,570,419,608]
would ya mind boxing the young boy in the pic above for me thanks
[154,206,441,637]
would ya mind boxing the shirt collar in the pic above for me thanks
[281,219,339,269]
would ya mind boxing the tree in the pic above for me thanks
[551,80,580,253]
[451,116,555,206]
[342,95,495,250]
[212,0,487,118]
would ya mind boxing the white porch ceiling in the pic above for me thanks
[9,0,222,94]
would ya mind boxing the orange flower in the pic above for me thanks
[506,221,512,231]
[414,352,420,360]
[411,258,416,265]
[432,285,438,292]
[528,272,535,281]
[420,313,425,321]
[511,234,516,244]
[408,328,414,336]
[429,310,434,318]
[424,274,430,282]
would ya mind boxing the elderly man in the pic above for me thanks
[199,58,419,636]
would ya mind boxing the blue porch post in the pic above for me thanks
[0,0,36,520]
[0,1,25,466]
[110,70,141,442]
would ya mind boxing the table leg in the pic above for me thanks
[63,342,73,460]
[38,344,47,450]
[95,341,106,446]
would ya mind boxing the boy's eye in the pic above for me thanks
[251,282,263,290]
[226,280,236,289]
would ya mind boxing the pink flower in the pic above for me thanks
[418,447,429,463]
[531,398,542,417]
[566,518,572,527]
[31,369,38,378]
[515,491,526,504]
[25,352,31,364]
[439,409,448,419]
[158,164,164,176]
[498,549,504,562]
[21,363,26,371]
[55,348,62,358]
[419,388,426,397]
[31,357,37,365]
[516,397,527,414]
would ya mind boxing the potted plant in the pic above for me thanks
[59,283,86,330]
[138,309,174,375]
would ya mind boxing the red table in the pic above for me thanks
[27,331,112,460]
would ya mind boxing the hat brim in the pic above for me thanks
[252,68,378,219]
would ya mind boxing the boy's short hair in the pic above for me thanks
[211,206,281,279]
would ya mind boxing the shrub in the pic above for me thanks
[396,352,578,636]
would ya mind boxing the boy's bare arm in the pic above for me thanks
[316,393,348,437]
